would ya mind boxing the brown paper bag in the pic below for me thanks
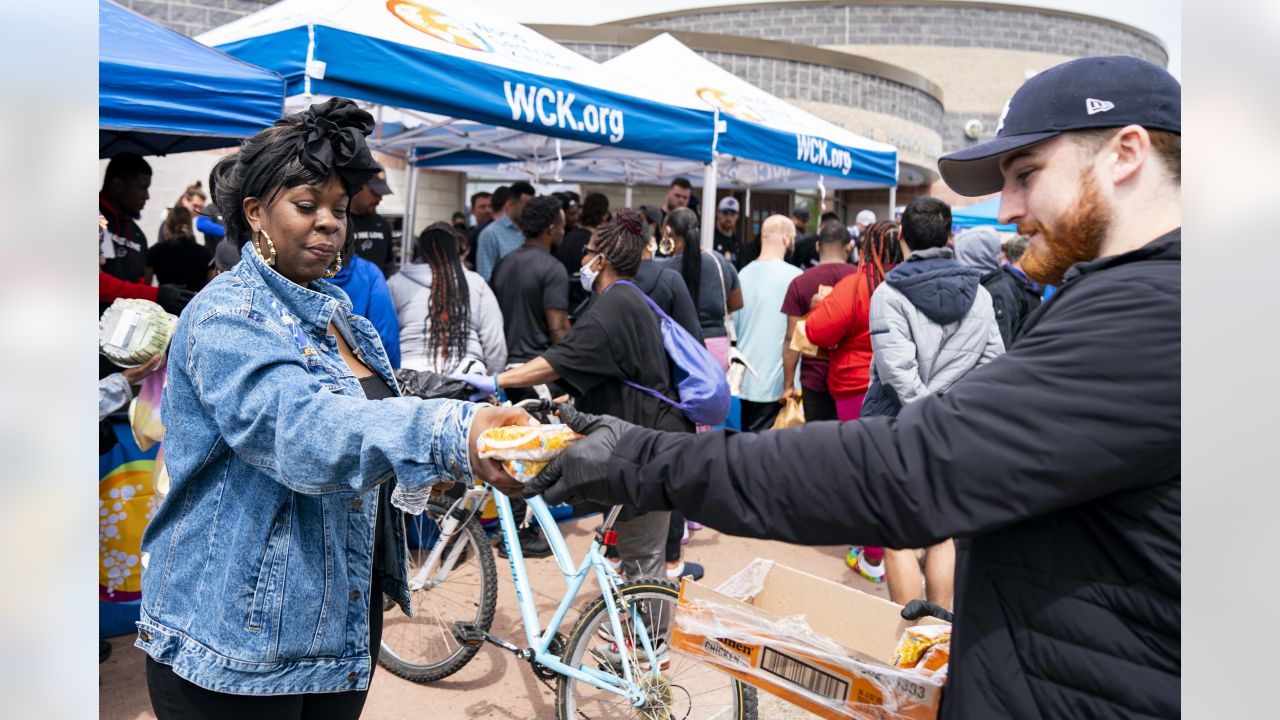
[771,396,805,429]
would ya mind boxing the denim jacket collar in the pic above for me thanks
[238,239,352,335]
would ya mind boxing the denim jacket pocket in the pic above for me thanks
[246,503,292,633]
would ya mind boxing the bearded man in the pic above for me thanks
[526,55,1181,719]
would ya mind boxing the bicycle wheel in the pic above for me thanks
[557,579,758,720]
[379,501,497,683]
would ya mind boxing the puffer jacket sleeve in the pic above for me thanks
[473,275,508,374]
[183,308,478,496]
[603,273,1179,549]
[363,265,401,369]
[804,272,856,348]
[869,285,928,403]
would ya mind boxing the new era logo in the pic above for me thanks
[1086,98,1115,115]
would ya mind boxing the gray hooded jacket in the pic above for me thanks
[387,264,507,375]
[868,247,1004,404]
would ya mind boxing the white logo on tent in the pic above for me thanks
[1086,98,1115,115]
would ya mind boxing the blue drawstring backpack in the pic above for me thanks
[609,280,730,426]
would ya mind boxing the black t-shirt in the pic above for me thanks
[734,238,761,271]
[576,261,704,343]
[490,244,569,363]
[558,227,593,308]
[713,229,739,264]
[789,234,820,270]
[146,238,213,292]
[100,200,149,285]
[542,281,692,433]
[349,212,395,278]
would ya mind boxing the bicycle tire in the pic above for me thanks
[378,501,498,683]
[557,579,758,720]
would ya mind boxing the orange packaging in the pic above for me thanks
[670,560,947,720]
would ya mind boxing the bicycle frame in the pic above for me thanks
[407,482,663,706]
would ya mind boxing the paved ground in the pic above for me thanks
[101,517,887,719]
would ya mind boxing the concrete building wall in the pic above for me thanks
[625,3,1167,66]
[115,0,268,37]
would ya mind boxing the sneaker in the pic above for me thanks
[497,525,553,559]
[594,637,670,673]
[666,561,704,582]
[847,548,884,584]
[686,521,703,531]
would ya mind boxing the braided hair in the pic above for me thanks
[595,208,645,278]
[858,220,903,293]
[663,207,702,308]
[416,221,471,371]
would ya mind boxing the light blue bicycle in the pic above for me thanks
[378,400,757,719]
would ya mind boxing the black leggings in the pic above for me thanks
[147,593,384,719]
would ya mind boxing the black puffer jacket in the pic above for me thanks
[606,230,1181,718]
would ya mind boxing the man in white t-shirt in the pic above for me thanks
[733,215,802,431]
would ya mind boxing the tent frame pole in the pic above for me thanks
[888,185,897,222]
[700,158,718,250]
[624,185,633,208]
[401,158,419,269]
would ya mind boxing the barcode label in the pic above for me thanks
[760,646,849,702]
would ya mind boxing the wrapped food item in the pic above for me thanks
[913,642,950,682]
[100,298,176,368]
[500,459,549,483]
[477,424,582,462]
[891,624,952,670]
[477,424,583,482]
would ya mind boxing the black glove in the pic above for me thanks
[523,404,637,506]
[156,284,196,314]
[900,598,954,624]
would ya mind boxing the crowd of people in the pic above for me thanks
[97,52,1179,720]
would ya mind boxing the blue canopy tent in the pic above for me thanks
[99,0,285,157]
[198,0,717,261]
[951,196,1016,232]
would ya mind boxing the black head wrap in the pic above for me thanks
[278,98,380,195]
[210,97,381,246]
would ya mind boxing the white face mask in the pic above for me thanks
[580,255,602,292]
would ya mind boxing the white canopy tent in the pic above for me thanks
[411,34,900,245]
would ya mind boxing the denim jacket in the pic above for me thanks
[136,244,479,695]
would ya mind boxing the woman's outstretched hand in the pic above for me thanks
[467,406,539,497]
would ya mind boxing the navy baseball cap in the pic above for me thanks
[939,55,1181,196]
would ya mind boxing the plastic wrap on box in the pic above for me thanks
[672,559,946,720]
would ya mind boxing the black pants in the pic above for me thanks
[801,386,838,422]
[666,510,685,563]
[739,399,783,432]
[147,584,384,719]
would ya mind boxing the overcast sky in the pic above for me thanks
[485,0,1181,79]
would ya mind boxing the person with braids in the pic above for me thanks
[804,220,903,422]
[779,220,857,423]
[136,98,534,718]
[803,219,902,584]
[656,207,743,372]
[389,221,506,376]
[460,208,697,662]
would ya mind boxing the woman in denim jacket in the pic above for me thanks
[136,99,530,719]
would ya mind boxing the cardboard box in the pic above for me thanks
[671,559,947,720]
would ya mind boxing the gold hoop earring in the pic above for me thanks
[323,250,342,279]
[256,229,277,266]
[659,236,676,256]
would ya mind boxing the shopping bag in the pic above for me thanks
[771,396,805,429]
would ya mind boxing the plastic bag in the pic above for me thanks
[394,368,474,401]
[771,396,805,430]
